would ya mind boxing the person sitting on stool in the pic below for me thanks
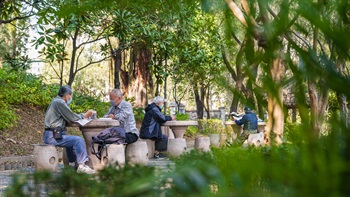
[233,106,258,144]
[44,85,96,174]
[139,96,175,158]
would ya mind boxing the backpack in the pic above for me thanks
[91,126,126,160]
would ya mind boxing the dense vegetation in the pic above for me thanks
[2,0,350,196]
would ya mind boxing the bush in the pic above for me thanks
[0,68,59,130]
[175,113,190,120]
[5,164,160,197]
[198,119,225,135]
[185,126,199,138]
[69,91,110,118]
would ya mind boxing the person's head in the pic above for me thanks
[244,106,251,113]
[58,85,73,104]
[109,89,123,107]
[153,96,166,110]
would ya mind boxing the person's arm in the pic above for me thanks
[56,101,84,122]
[235,115,246,126]
[103,106,113,118]
[152,107,172,123]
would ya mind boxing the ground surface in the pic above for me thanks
[0,105,80,157]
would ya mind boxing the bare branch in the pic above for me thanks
[231,32,242,45]
[49,62,62,79]
[288,31,311,48]
[76,56,111,72]
[75,46,85,71]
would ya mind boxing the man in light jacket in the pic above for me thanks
[44,85,96,174]
[104,89,139,144]
[139,96,175,158]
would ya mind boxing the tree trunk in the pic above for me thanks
[163,54,168,113]
[67,28,79,86]
[194,83,204,119]
[308,24,330,137]
[336,59,348,127]
[255,91,265,120]
[127,42,151,107]
[265,57,285,145]
[205,85,210,119]
[113,43,122,89]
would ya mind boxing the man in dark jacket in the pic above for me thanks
[140,96,175,158]
[234,106,258,144]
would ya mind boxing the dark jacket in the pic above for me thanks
[139,103,172,139]
[235,111,258,131]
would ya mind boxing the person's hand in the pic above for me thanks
[171,116,176,120]
[106,114,115,119]
[84,110,94,119]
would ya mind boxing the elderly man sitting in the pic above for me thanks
[104,89,139,144]
[139,96,175,158]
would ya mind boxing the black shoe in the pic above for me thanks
[154,153,167,159]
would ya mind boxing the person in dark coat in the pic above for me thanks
[233,106,258,144]
[140,96,175,158]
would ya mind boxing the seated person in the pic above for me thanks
[104,89,139,144]
[44,85,96,174]
[233,106,258,144]
[139,96,175,158]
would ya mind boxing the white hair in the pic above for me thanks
[110,89,123,98]
[153,96,166,104]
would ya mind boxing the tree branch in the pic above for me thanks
[0,14,33,25]
[76,56,111,72]
[225,0,248,27]
[49,62,61,80]
[75,46,85,71]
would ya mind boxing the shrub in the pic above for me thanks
[175,113,190,120]
[133,107,145,122]
[198,119,225,135]
[0,68,58,130]
[69,91,110,118]
[184,126,199,138]
[5,164,159,197]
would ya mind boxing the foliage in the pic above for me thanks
[175,113,190,120]
[69,92,110,118]
[0,68,59,130]
[185,125,199,138]
[133,107,145,122]
[5,164,159,197]
[124,97,145,121]
[198,119,226,135]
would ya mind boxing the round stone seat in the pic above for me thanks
[194,136,210,152]
[125,141,148,165]
[140,139,155,159]
[167,138,187,157]
[101,144,126,167]
[33,144,58,172]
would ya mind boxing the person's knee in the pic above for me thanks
[162,134,168,140]
[73,136,85,146]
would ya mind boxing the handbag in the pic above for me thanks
[53,127,63,140]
